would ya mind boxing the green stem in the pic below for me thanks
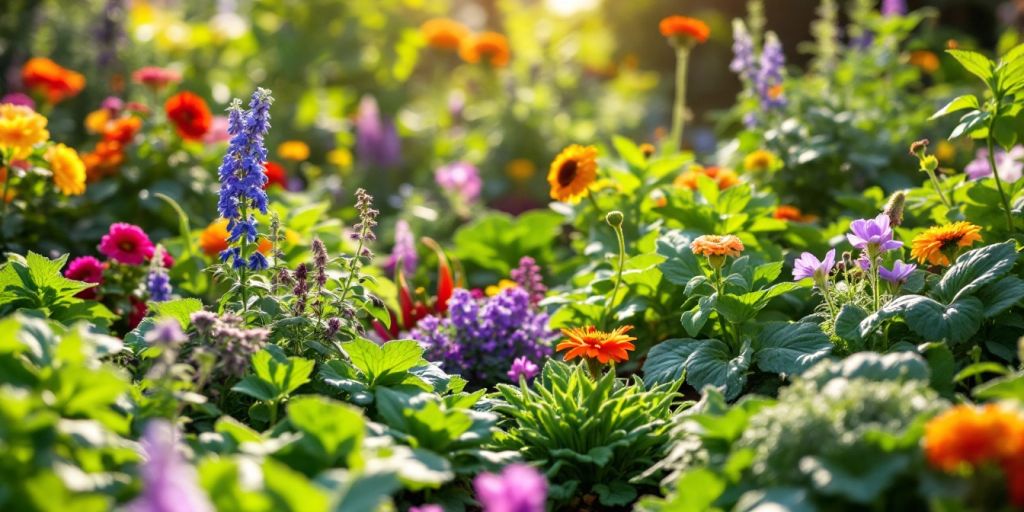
[985,135,1015,232]
[238,204,249,314]
[670,47,691,152]
[713,266,734,348]
[0,152,9,253]
[585,191,604,216]
[601,223,627,330]
[585,358,602,380]
[924,168,952,210]
[868,248,880,312]
[821,280,837,319]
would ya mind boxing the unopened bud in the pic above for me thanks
[884,191,906,227]
[605,210,624,228]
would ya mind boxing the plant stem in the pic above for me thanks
[985,135,1015,232]
[924,168,952,210]
[670,47,691,152]
[601,222,627,330]
[586,358,602,380]
[713,266,734,348]
[0,152,9,253]
[868,248,881,312]
[238,204,249,314]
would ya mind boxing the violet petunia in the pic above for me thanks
[879,260,917,285]
[792,249,836,283]
[965,147,1024,183]
[847,214,902,252]
[474,463,547,512]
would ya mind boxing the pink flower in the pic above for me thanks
[1,92,35,109]
[435,161,482,204]
[132,66,182,89]
[99,223,155,265]
[474,464,547,512]
[201,116,231,144]
[965,146,1024,183]
[64,256,105,299]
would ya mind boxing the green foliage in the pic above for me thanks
[233,349,315,425]
[0,252,116,329]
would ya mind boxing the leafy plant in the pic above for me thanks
[232,348,315,426]
[0,252,116,328]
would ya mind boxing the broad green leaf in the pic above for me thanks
[834,304,868,345]
[593,481,637,507]
[803,351,930,385]
[935,241,1016,305]
[976,275,1024,318]
[656,230,703,286]
[342,338,426,385]
[973,372,1024,401]
[680,295,715,337]
[860,295,984,345]
[642,338,700,385]
[147,298,204,328]
[919,341,956,396]
[930,94,979,120]
[754,322,832,375]
[287,396,364,467]
[800,455,910,504]
[946,49,994,84]
[686,339,752,401]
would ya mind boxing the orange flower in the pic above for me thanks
[659,16,710,44]
[691,234,744,258]
[910,222,982,266]
[21,57,85,104]
[165,91,212,141]
[277,140,310,161]
[909,50,940,73]
[421,18,470,51]
[460,32,511,67]
[83,139,125,181]
[102,116,142,144]
[199,218,274,257]
[263,162,287,190]
[548,144,598,203]
[639,143,656,158]
[773,205,815,223]
[674,165,739,191]
[556,325,636,364]
[744,149,779,172]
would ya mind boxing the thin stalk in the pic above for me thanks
[985,135,1015,232]
[669,47,691,151]
[713,265,733,348]
[0,154,9,252]
[924,168,952,209]
[238,204,249,314]
[601,222,627,330]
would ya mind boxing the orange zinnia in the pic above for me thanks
[459,32,511,67]
[165,91,212,141]
[102,116,142,144]
[659,16,710,44]
[199,218,274,257]
[924,404,1024,473]
[691,234,744,258]
[674,165,739,191]
[21,57,85,104]
[773,205,815,223]
[421,18,470,51]
[910,222,982,266]
[82,139,125,181]
[557,325,636,364]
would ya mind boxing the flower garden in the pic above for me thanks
[2,0,1024,510]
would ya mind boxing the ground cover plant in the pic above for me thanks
[2,0,1024,510]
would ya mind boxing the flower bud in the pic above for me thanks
[605,210,624,228]
[884,191,906,227]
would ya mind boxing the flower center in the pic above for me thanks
[939,235,961,251]
[557,159,578,187]
[119,241,135,252]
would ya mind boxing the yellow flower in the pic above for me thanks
[743,149,779,173]
[328,148,352,170]
[277,140,310,161]
[485,279,517,296]
[911,222,982,266]
[548,145,598,203]
[0,104,49,159]
[505,158,536,182]
[45,143,86,196]
[85,109,112,134]
[935,141,955,163]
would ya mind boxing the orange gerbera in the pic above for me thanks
[910,222,982,266]
[459,32,511,67]
[199,218,275,257]
[691,234,744,258]
[165,91,212,141]
[557,325,636,364]
[421,18,470,51]
[82,139,125,181]
[548,144,598,203]
[659,16,710,44]
[21,57,85,104]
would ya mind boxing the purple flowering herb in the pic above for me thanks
[507,356,540,382]
[145,319,187,348]
[510,256,547,306]
[846,213,903,252]
[879,260,916,285]
[355,95,401,169]
[125,421,214,512]
[385,219,418,276]
[435,161,483,204]
[473,463,547,512]
[792,249,836,283]
[756,32,786,109]
[147,270,173,302]
[730,19,755,81]
[351,188,379,243]
[881,0,907,16]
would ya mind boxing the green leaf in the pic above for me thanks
[656,469,726,512]
[342,338,426,386]
[946,49,995,84]
[973,372,1024,401]
[800,454,910,504]
[754,322,832,375]
[834,304,868,345]
[642,338,699,385]
[735,488,813,512]
[930,94,980,120]
[680,295,715,337]
[147,298,203,328]
[611,135,645,169]
[232,350,314,402]
[657,230,703,286]
[919,342,956,396]
[994,115,1019,149]
[686,339,752,401]
[975,275,1024,318]
[860,295,984,344]
[593,481,637,507]
[803,352,930,385]
[287,396,364,467]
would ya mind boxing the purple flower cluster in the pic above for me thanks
[730,21,786,124]
[510,256,546,306]
[965,146,1024,183]
[146,270,172,302]
[190,311,268,377]
[125,420,213,512]
[356,95,401,169]
[881,0,907,16]
[729,20,755,81]
[217,88,273,270]
[409,287,555,386]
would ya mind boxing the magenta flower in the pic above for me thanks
[202,116,231,144]
[410,506,444,512]
[507,357,540,382]
[355,95,401,168]
[132,66,183,89]
[879,260,916,285]
[474,464,547,512]
[64,256,105,299]
[964,147,1024,183]
[435,161,482,204]
[1,92,35,109]
[99,223,155,265]
[881,0,906,16]
[846,214,902,252]
[385,219,418,276]
[125,421,214,512]
[792,249,835,283]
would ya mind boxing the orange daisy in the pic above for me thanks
[690,234,744,258]
[910,222,982,266]
[199,219,274,257]
[556,325,636,364]
[659,16,710,44]
[421,18,470,51]
[459,32,511,67]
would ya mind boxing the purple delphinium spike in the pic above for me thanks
[473,464,547,512]
[507,357,540,383]
[510,256,547,307]
[756,32,786,109]
[730,19,756,81]
[792,249,836,283]
[147,270,173,302]
[847,213,903,252]
[385,219,417,276]
[125,421,214,512]
[881,0,907,16]
[879,260,916,285]
[356,95,401,169]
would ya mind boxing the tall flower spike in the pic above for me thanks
[756,32,786,109]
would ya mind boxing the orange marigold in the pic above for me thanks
[909,50,940,73]
[557,325,636,364]
[659,16,710,44]
[421,18,470,51]
[21,57,85,104]
[691,234,744,258]
[459,32,511,67]
[674,165,739,191]
[773,205,815,223]
[910,222,982,266]
[102,116,142,145]
[924,404,1024,472]
[199,218,274,257]
[83,139,125,182]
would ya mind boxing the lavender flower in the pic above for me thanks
[792,249,836,283]
[351,188,379,242]
[881,0,907,16]
[147,270,172,302]
[879,260,916,285]
[125,421,214,512]
[355,95,401,169]
[473,464,547,512]
[385,219,417,276]
[145,319,187,348]
[410,506,444,512]
[292,263,310,315]
[965,146,1024,183]
[217,88,273,270]
[756,32,786,109]
[847,214,902,252]
[730,19,756,81]
[510,256,546,306]
[435,161,483,204]
[507,357,540,382]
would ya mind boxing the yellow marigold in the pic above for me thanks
[924,404,1024,473]
[421,18,470,51]
[85,109,112,134]
[691,234,744,258]
[935,141,956,163]
[505,158,536,182]
[744,149,779,172]
[0,104,49,159]
[548,144,598,203]
[45,143,86,196]
[277,140,310,161]
[485,279,517,297]
[639,143,656,158]
[459,32,511,67]
[909,50,940,73]
[910,222,982,266]
[659,16,710,44]
[557,325,636,364]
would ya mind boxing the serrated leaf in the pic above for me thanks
[947,49,994,84]
[147,298,203,328]
[930,94,979,120]
[342,338,426,386]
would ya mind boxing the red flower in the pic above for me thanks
[132,66,182,89]
[21,57,85,104]
[128,297,147,329]
[164,92,212,141]
[263,162,287,190]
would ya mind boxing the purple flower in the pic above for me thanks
[965,147,1024,183]
[792,249,836,283]
[510,256,546,306]
[125,421,214,512]
[145,319,187,348]
[881,0,907,16]
[385,220,417,276]
[879,260,916,285]
[147,270,172,302]
[435,161,482,204]
[410,506,444,512]
[2,92,35,109]
[356,95,401,169]
[102,96,124,113]
[507,357,540,382]
[847,214,902,252]
[474,464,547,512]
[756,32,786,109]
[730,20,755,81]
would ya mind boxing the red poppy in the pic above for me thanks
[263,161,287,190]
[164,91,212,141]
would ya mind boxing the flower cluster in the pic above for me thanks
[420,18,511,67]
[81,97,142,181]
[385,219,417,276]
[190,311,268,378]
[355,95,401,169]
[21,57,85,105]
[730,21,786,124]
[410,287,555,385]
[435,161,482,205]
[510,256,546,306]
[473,463,547,512]
[674,164,740,191]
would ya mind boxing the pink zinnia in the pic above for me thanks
[64,256,105,299]
[201,115,231,144]
[99,223,155,265]
[132,66,182,89]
